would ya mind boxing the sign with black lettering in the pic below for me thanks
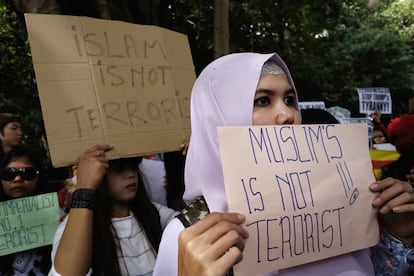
[357,87,392,114]
[0,193,59,256]
[218,124,379,274]
[25,14,194,167]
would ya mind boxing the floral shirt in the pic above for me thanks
[372,229,414,275]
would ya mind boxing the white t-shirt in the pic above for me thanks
[49,202,178,276]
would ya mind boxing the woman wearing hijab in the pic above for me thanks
[153,53,414,275]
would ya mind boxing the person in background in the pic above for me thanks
[50,145,179,275]
[0,145,52,275]
[0,113,23,160]
[372,109,387,135]
[300,108,339,124]
[372,127,388,145]
[371,114,414,275]
[381,113,414,181]
[153,53,414,276]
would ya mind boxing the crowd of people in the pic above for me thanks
[1,52,414,275]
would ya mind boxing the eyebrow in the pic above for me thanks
[255,88,295,95]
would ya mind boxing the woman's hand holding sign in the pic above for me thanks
[178,212,248,276]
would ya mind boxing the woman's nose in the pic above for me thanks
[13,175,23,182]
[274,104,294,125]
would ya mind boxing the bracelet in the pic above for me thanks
[71,188,96,210]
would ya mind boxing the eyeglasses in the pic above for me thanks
[0,167,39,181]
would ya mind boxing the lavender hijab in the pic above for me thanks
[153,53,374,276]
[183,52,298,212]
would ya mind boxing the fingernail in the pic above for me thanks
[237,213,246,220]
[370,183,378,190]
[373,197,381,205]
[380,206,389,214]
[392,206,401,213]
[180,144,184,148]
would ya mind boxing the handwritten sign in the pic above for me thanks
[298,101,326,110]
[24,14,195,167]
[357,87,392,114]
[0,193,59,256]
[218,124,379,275]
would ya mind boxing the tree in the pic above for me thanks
[0,0,44,145]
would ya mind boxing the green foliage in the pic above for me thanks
[0,1,44,146]
[1,0,413,146]
[326,0,414,115]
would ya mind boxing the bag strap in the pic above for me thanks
[175,196,234,276]
[176,196,210,227]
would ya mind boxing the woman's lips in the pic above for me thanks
[125,183,137,191]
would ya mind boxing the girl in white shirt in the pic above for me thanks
[50,145,178,275]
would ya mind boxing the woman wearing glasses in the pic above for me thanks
[0,145,52,275]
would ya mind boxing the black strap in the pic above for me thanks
[176,196,234,276]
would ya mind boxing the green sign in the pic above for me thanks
[0,192,59,256]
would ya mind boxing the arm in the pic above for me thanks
[370,177,414,275]
[53,144,112,275]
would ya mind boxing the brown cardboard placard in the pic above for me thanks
[25,14,194,167]
[218,123,379,275]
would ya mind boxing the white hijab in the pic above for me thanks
[183,52,298,212]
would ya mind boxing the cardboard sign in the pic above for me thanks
[25,14,195,167]
[218,124,379,275]
[0,193,59,256]
[298,101,326,110]
[357,87,392,114]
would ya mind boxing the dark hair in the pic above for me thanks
[382,144,414,181]
[300,108,339,124]
[0,145,46,201]
[0,113,20,134]
[91,157,162,275]
[0,113,21,159]
[0,145,51,274]
[372,127,388,144]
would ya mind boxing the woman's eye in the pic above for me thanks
[284,95,296,106]
[254,97,270,107]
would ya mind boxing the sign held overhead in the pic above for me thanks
[25,14,195,167]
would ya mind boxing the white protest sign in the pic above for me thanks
[218,124,379,275]
[298,101,326,110]
[357,87,392,114]
[25,14,195,167]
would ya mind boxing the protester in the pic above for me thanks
[50,145,179,275]
[153,53,414,276]
[372,127,388,145]
[370,113,414,275]
[0,113,23,160]
[381,113,414,181]
[0,145,52,275]
[372,108,387,131]
[300,108,340,124]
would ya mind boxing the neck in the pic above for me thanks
[2,143,12,153]
[111,202,130,218]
